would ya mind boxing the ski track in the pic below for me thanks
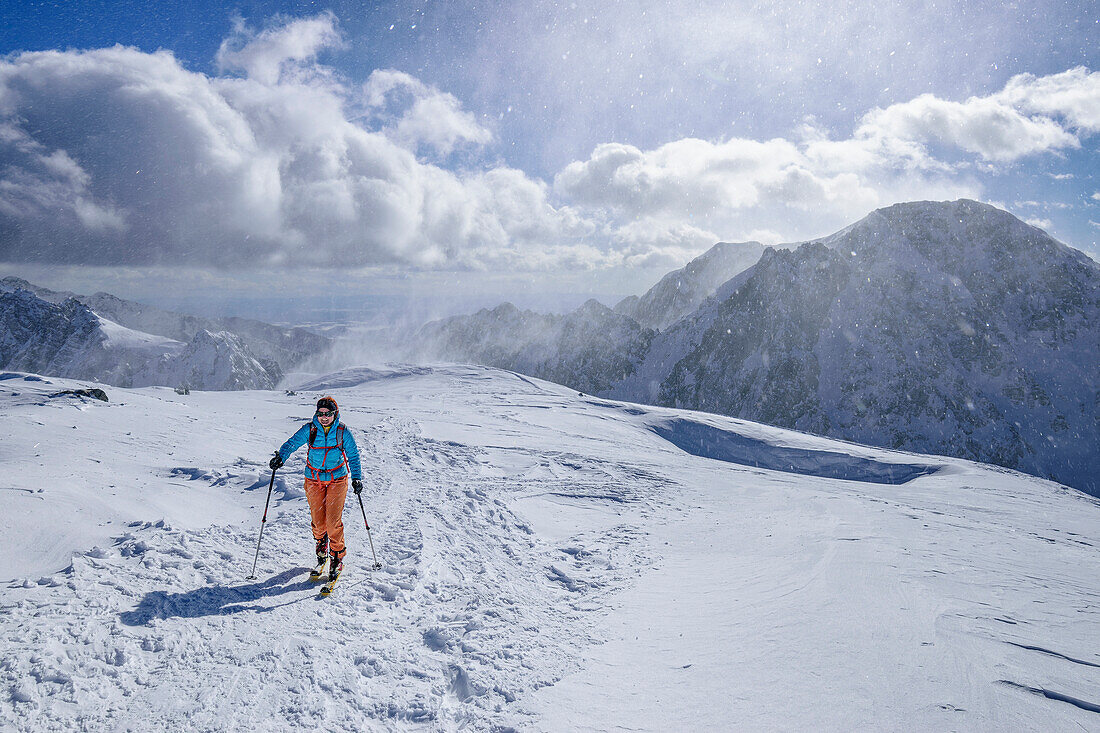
[0,414,659,732]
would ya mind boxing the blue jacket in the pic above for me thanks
[277,414,362,481]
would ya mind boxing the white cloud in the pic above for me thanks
[555,68,1100,251]
[0,118,129,244]
[857,93,1078,161]
[853,67,1100,163]
[555,134,976,248]
[0,23,587,270]
[610,218,721,269]
[1092,192,1100,201]
[0,45,286,264]
[0,18,1094,275]
[1024,217,1053,230]
[362,70,492,157]
[216,12,344,85]
[998,67,1100,132]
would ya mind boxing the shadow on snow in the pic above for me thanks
[120,567,319,626]
[652,417,940,485]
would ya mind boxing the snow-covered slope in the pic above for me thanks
[0,290,183,385]
[404,200,1099,496]
[139,329,280,391]
[0,290,278,390]
[640,200,1100,496]
[1,365,1096,731]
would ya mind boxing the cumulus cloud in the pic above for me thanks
[856,67,1100,162]
[556,68,1099,248]
[0,15,1095,275]
[609,219,721,269]
[362,70,493,157]
[857,94,1078,161]
[554,135,975,246]
[0,124,127,238]
[999,67,1100,132]
[0,45,293,265]
[0,18,585,269]
[216,12,344,84]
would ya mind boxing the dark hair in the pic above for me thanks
[316,396,338,412]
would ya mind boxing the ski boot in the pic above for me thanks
[328,549,345,582]
[310,535,329,580]
[321,549,345,595]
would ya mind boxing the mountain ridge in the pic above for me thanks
[0,276,331,373]
[0,289,278,390]
[412,199,1100,496]
[613,239,768,330]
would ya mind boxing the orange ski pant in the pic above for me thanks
[304,476,349,554]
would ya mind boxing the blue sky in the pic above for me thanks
[1,1,1098,321]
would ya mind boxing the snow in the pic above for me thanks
[1,364,1097,730]
[95,315,182,350]
[1,290,278,390]
[416,200,1100,498]
[650,416,941,483]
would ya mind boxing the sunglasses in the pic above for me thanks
[315,410,336,418]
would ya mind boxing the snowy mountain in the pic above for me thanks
[0,276,330,373]
[628,200,1100,496]
[411,200,1100,497]
[133,328,281,391]
[413,299,655,395]
[614,239,767,330]
[0,365,1096,730]
[0,289,278,390]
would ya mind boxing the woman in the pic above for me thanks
[269,396,364,582]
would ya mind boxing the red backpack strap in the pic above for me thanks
[306,423,348,480]
[337,424,348,464]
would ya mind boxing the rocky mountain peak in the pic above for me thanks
[572,298,613,319]
[0,290,278,390]
[616,239,768,330]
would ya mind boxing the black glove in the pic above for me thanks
[269,454,283,470]
[352,479,363,495]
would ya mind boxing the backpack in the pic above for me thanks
[309,423,345,449]
[307,423,347,479]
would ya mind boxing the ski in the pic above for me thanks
[320,570,341,595]
[309,557,328,581]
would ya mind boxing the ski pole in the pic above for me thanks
[357,493,383,570]
[246,468,277,580]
